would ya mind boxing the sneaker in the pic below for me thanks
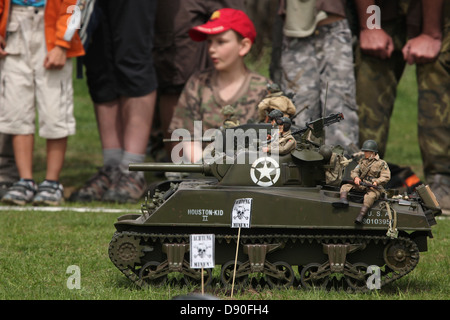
[0,181,14,199]
[32,180,64,206]
[1,179,37,205]
[102,170,147,204]
[69,165,121,202]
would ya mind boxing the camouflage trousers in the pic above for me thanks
[355,19,450,182]
[279,19,359,151]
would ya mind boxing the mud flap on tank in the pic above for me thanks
[298,243,369,290]
[162,243,189,272]
[322,243,366,273]
[243,243,283,272]
[156,243,212,285]
[240,243,295,288]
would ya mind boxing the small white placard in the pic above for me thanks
[231,198,252,228]
[190,234,215,269]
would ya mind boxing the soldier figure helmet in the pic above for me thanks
[276,117,292,131]
[361,140,378,153]
[221,105,235,116]
[319,145,333,161]
[266,83,281,93]
[268,109,283,120]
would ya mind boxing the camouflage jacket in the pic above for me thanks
[169,68,269,133]
[350,154,391,186]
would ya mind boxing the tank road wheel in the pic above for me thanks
[266,261,295,289]
[383,240,419,273]
[345,263,369,291]
[220,260,248,288]
[300,263,329,289]
[139,261,167,287]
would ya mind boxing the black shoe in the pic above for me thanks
[333,192,349,208]
[332,198,349,208]
[355,205,369,224]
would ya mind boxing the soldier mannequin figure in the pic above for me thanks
[257,83,296,123]
[335,140,391,224]
[263,117,297,155]
[265,109,284,142]
[221,105,240,129]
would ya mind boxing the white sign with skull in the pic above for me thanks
[231,198,252,228]
[190,234,215,269]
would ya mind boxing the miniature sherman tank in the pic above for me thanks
[108,116,441,291]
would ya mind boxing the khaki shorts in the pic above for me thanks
[0,5,75,139]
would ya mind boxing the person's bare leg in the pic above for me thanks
[94,100,126,168]
[2,134,35,204]
[94,100,123,150]
[69,101,124,202]
[45,137,67,181]
[159,93,179,136]
[101,91,157,203]
[12,134,34,180]
[120,91,157,155]
[159,93,180,158]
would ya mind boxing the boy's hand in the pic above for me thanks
[44,46,67,69]
[0,36,7,58]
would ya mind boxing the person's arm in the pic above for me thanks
[278,137,296,155]
[354,0,394,59]
[44,0,80,69]
[182,141,203,163]
[402,0,443,64]
[44,46,67,69]
[351,164,362,185]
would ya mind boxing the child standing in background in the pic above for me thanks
[0,0,84,205]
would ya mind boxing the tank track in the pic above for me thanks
[108,230,419,292]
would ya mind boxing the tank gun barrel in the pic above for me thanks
[291,112,344,138]
[129,162,212,175]
[162,137,215,143]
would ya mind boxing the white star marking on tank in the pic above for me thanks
[250,157,280,187]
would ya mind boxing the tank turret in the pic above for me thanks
[130,149,337,188]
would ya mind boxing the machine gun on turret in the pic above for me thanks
[264,112,344,146]
[293,112,344,137]
[289,112,344,147]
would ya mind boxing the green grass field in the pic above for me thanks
[0,210,448,300]
[0,55,448,302]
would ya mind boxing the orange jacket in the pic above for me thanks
[0,0,85,58]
